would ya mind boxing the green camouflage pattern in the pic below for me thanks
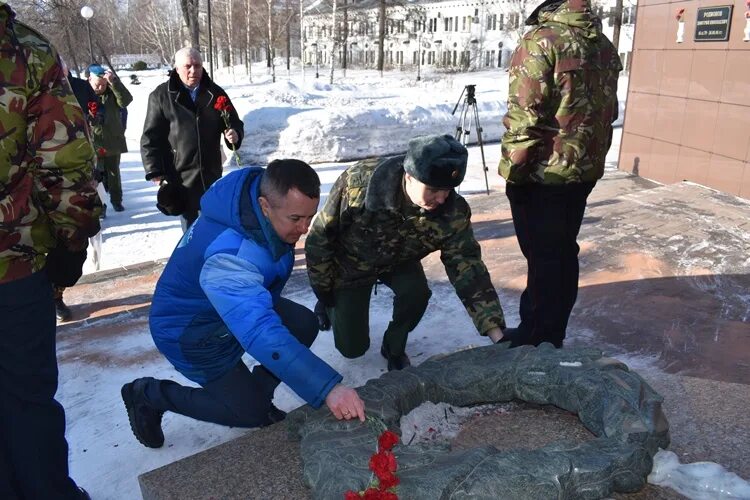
[499,0,622,185]
[305,156,505,334]
[0,5,101,284]
[89,77,132,156]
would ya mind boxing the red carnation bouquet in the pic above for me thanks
[344,418,401,499]
[213,95,241,167]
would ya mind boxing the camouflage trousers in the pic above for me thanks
[328,261,432,358]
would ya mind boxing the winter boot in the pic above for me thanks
[380,343,411,371]
[121,378,165,448]
[53,286,72,322]
[267,405,287,425]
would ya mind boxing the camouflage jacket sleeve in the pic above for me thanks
[499,36,554,183]
[110,78,133,108]
[440,199,506,334]
[304,170,350,299]
[29,45,101,250]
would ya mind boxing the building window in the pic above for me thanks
[444,17,450,31]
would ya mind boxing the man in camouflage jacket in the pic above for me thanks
[0,5,101,498]
[306,134,506,371]
[87,63,132,212]
[499,0,622,348]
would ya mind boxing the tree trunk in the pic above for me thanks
[268,0,276,82]
[227,0,234,77]
[377,0,385,74]
[246,0,253,81]
[612,0,623,52]
[329,0,337,84]
[299,0,305,82]
[180,0,200,48]
[342,0,348,75]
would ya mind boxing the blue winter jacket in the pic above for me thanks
[149,167,342,408]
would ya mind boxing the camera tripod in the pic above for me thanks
[452,84,490,195]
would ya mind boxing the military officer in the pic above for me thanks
[305,134,507,371]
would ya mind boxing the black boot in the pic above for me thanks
[121,378,165,448]
[55,297,72,322]
[112,201,125,212]
[266,405,287,425]
[380,343,411,371]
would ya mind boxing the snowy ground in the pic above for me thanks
[59,63,749,500]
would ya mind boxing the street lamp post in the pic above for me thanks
[80,6,94,63]
[311,42,319,78]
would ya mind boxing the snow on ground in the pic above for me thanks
[62,63,685,500]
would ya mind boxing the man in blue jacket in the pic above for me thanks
[121,160,365,448]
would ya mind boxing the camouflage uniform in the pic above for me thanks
[305,156,505,357]
[497,0,621,348]
[499,0,622,185]
[0,5,100,498]
[89,77,132,206]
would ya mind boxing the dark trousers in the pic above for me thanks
[330,261,432,358]
[142,298,318,427]
[505,182,595,348]
[0,271,80,500]
[100,154,122,204]
[180,211,199,233]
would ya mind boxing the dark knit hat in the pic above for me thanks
[403,134,468,189]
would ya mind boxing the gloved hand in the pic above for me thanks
[314,300,331,331]
[46,245,88,287]
[92,168,105,183]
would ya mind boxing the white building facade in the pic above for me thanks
[302,0,636,73]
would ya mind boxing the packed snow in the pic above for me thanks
[56,63,746,500]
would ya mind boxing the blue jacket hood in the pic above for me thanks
[200,168,291,260]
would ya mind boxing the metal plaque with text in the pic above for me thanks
[694,5,734,42]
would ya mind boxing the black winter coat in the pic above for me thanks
[141,71,244,214]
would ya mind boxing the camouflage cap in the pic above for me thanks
[403,134,468,189]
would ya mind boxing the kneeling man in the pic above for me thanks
[122,160,364,448]
[305,134,507,371]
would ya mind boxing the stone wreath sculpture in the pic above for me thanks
[288,343,670,499]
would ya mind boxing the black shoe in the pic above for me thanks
[380,344,411,371]
[55,298,72,322]
[267,405,287,425]
[112,202,125,212]
[121,378,165,448]
[78,487,91,499]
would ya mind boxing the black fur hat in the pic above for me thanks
[403,134,468,189]
[156,180,185,216]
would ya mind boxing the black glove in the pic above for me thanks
[314,300,331,331]
[46,246,87,287]
[92,168,105,183]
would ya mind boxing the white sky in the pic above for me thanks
[60,63,747,500]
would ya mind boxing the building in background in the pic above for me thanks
[302,0,636,72]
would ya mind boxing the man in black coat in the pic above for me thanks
[141,47,244,230]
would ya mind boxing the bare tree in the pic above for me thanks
[180,0,200,48]
[377,0,385,73]
[329,0,337,83]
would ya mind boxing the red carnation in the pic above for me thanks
[369,450,397,480]
[87,101,98,115]
[675,8,685,20]
[96,147,107,158]
[344,491,361,499]
[378,430,399,451]
[214,95,232,113]
[377,473,400,490]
